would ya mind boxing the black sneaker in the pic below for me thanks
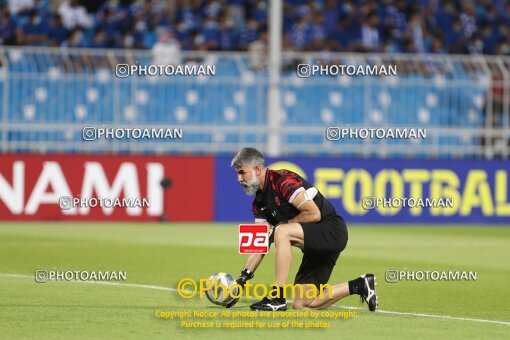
[250,296,287,311]
[360,274,378,312]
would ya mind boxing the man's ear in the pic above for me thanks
[255,165,262,176]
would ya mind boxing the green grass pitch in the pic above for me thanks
[0,223,509,339]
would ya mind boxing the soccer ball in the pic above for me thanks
[205,272,237,306]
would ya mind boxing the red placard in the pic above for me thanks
[238,224,269,254]
[0,154,214,221]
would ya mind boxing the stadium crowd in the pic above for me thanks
[1,0,509,54]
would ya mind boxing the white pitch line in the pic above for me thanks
[0,273,175,292]
[338,305,510,326]
[1,273,509,327]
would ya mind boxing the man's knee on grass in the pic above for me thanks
[293,285,334,309]
[292,285,318,309]
[292,297,322,309]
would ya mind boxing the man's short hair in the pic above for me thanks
[231,147,266,168]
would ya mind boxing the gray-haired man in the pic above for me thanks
[226,147,378,311]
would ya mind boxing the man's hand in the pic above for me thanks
[225,268,254,308]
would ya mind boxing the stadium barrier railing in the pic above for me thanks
[0,47,508,159]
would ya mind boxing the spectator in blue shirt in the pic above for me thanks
[480,22,497,54]
[444,17,467,53]
[322,0,339,33]
[95,7,118,45]
[61,29,85,48]
[48,14,68,47]
[201,16,221,50]
[331,17,352,51]
[288,16,310,50]
[435,2,455,33]
[359,13,380,52]
[239,17,259,50]
[219,14,239,50]
[228,0,247,30]
[18,10,47,46]
[175,18,194,50]
[308,14,327,42]
[251,0,267,23]
[90,28,108,48]
[0,7,17,45]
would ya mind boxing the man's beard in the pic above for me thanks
[240,172,260,195]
